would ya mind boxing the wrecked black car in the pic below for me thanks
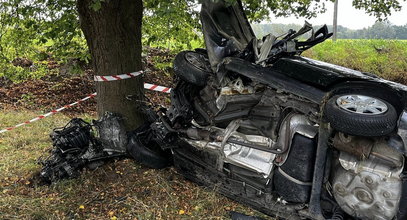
[41,0,407,219]
[142,1,407,219]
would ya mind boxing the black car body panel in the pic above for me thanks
[272,57,407,108]
[222,57,326,103]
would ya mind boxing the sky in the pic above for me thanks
[268,0,407,30]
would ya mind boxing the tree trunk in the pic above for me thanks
[77,0,144,131]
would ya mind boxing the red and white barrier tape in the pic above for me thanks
[94,71,143,82]
[0,93,97,134]
[144,83,171,93]
[0,82,172,134]
[94,70,171,93]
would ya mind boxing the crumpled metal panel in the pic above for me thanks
[94,112,128,154]
[200,0,255,71]
[223,134,276,178]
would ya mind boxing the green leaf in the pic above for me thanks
[90,0,102,11]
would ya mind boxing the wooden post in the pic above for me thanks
[333,0,339,41]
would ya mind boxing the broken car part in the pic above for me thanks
[173,51,212,87]
[126,122,172,169]
[39,113,128,183]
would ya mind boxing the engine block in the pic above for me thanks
[332,151,404,220]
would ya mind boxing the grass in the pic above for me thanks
[0,111,270,219]
[303,39,407,84]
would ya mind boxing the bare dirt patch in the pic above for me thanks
[0,47,175,115]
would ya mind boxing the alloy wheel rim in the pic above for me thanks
[336,95,388,115]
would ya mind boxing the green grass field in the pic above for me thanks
[303,39,407,84]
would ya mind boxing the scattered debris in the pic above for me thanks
[39,113,128,183]
[94,113,128,154]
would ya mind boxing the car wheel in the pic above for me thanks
[173,51,212,87]
[127,124,172,169]
[325,94,398,136]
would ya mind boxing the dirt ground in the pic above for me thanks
[0,47,175,114]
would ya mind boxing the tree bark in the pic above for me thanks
[77,0,144,131]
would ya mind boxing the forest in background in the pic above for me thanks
[0,0,406,84]
[252,21,407,39]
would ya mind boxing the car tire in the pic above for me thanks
[127,124,172,169]
[325,94,398,136]
[173,51,212,87]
